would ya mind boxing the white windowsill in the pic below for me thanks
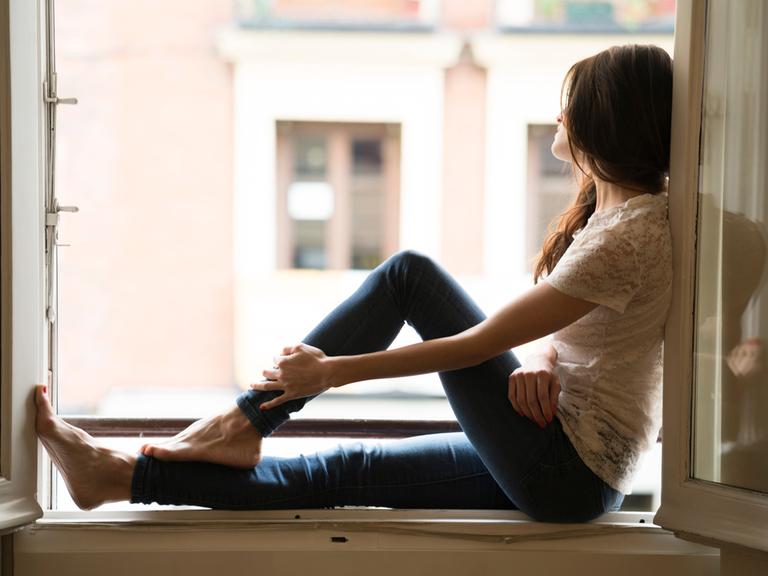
[39,508,656,527]
[21,509,722,561]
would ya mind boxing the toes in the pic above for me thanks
[34,385,57,435]
[35,384,52,412]
[147,446,177,461]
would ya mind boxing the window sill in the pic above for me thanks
[38,508,656,527]
[20,509,722,560]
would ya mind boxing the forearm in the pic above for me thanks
[326,333,486,388]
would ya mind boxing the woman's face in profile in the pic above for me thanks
[551,112,572,163]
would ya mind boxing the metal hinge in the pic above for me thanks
[43,75,78,106]
[46,200,79,229]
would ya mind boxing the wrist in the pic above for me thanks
[523,351,556,371]
[323,355,347,389]
[527,343,557,364]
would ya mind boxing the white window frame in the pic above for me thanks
[0,1,742,568]
[0,0,46,534]
[654,0,768,552]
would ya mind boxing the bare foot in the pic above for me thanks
[34,385,135,510]
[140,403,262,468]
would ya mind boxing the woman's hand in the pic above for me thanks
[508,353,560,428]
[250,343,333,410]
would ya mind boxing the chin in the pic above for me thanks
[550,143,572,163]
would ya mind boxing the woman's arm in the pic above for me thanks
[253,282,596,410]
[327,281,592,386]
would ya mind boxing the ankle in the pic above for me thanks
[223,404,261,437]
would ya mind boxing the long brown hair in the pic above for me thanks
[533,44,673,282]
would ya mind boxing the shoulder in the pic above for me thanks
[592,193,667,232]
[584,193,669,253]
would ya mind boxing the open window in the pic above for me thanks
[655,0,768,551]
[36,0,673,514]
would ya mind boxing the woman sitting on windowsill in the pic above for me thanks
[36,44,673,523]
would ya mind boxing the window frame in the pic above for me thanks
[24,0,676,524]
[0,0,45,533]
[653,0,768,552]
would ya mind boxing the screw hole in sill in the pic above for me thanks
[331,536,348,543]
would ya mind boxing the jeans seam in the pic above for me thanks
[142,470,496,508]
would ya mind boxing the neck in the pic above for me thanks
[592,178,645,212]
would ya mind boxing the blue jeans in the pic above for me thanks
[131,251,624,521]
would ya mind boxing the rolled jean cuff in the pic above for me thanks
[130,453,150,504]
[236,390,279,437]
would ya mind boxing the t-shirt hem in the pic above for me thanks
[557,412,633,494]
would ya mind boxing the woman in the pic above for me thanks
[36,44,673,523]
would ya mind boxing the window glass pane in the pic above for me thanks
[293,220,327,269]
[294,136,327,179]
[352,139,383,175]
[290,135,329,269]
[692,0,768,493]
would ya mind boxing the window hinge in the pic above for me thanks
[43,77,78,107]
[45,203,79,228]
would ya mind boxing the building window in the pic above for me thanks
[277,122,401,271]
[525,124,572,271]
[496,0,676,33]
[235,0,438,29]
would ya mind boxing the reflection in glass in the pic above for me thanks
[693,0,768,493]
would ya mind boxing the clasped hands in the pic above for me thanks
[251,343,560,427]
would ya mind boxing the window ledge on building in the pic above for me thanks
[21,508,722,562]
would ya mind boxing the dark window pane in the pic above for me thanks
[352,139,383,175]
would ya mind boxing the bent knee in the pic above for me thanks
[385,249,436,273]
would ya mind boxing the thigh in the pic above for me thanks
[438,353,557,516]
[322,432,518,510]
[517,418,624,522]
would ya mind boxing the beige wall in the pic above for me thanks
[55,0,236,411]
[441,50,487,275]
[15,549,719,576]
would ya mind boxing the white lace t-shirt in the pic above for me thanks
[545,192,672,494]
